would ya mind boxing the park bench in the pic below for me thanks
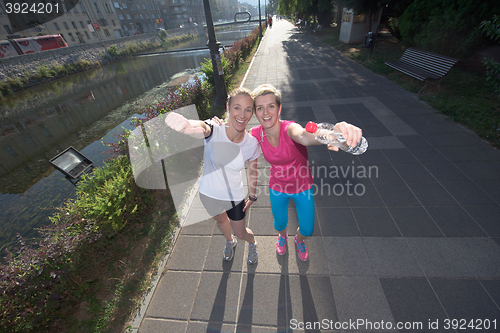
[385,48,459,95]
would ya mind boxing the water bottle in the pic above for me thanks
[305,121,368,155]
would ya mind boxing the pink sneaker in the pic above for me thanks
[294,235,308,261]
[276,234,287,255]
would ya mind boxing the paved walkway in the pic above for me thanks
[133,20,500,332]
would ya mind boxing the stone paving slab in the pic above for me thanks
[135,19,500,333]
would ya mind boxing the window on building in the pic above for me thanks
[3,25,12,34]
[72,21,77,29]
[183,14,188,18]
[142,4,146,9]
[68,33,75,41]
[111,19,115,26]
[139,14,143,19]
[63,22,69,29]
[176,14,182,18]
[105,3,111,12]
[26,136,36,147]
[92,31,98,38]
[126,14,131,19]
[5,146,18,157]
[80,21,85,28]
[123,24,128,30]
[122,3,127,8]
[62,2,68,11]
[76,32,84,43]
[41,126,52,138]
[160,0,165,4]
[84,31,90,39]
[104,29,110,36]
[145,14,149,19]
[94,2,100,12]
[54,22,60,30]
[119,14,124,20]
[136,4,140,8]
[182,6,186,11]
[114,2,120,8]
[175,7,179,11]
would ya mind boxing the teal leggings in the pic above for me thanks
[269,188,315,237]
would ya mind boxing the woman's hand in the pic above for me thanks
[242,198,254,212]
[211,116,224,126]
[165,112,205,135]
[328,121,363,151]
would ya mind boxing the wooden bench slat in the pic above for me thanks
[385,61,438,81]
[400,55,456,75]
[399,59,452,77]
[405,48,459,62]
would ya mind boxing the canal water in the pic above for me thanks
[0,26,256,252]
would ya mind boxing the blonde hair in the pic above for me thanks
[228,87,253,106]
[252,84,281,108]
[223,87,254,121]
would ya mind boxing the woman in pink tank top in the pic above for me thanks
[250,84,362,261]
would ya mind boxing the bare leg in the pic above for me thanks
[296,228,306,242]
[213,212,233,241]
[231,218,255,244]
[278,228,287,239]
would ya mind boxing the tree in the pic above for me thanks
[267,0,278,15]
[209,0,222,21]
[481,15,500,96]
[341,0,389,32]
[277,0,335,25]
[398,0,500,58]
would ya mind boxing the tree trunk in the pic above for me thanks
[366,9,372,33]
[335,4,343,25]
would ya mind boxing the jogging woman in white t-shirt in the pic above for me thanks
[165,88,260,264]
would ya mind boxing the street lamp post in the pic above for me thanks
[202,0,227,106]
[258,0,262,38]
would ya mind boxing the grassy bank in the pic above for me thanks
[318,26,500,148]
[0,33,197,98]
[0,24,264,333]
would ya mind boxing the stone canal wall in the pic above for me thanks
[0,26,204,83]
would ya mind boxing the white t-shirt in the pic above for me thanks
[199,122,260,201]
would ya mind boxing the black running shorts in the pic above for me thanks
[199,193,246,221]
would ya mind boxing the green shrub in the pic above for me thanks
[481,15,500,96]
[106,44,120,58]
[200,55,233,91]
[398,0,500,59]
[37,65,55,79]
[51,156,139,234]
[386,17,402,41]
[157,29,168,42]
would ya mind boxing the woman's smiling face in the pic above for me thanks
[227,93,254,132]
[254,93,281,129]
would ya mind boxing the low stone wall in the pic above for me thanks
[0,26,205,82]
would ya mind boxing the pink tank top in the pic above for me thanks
[251,120,313,194]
